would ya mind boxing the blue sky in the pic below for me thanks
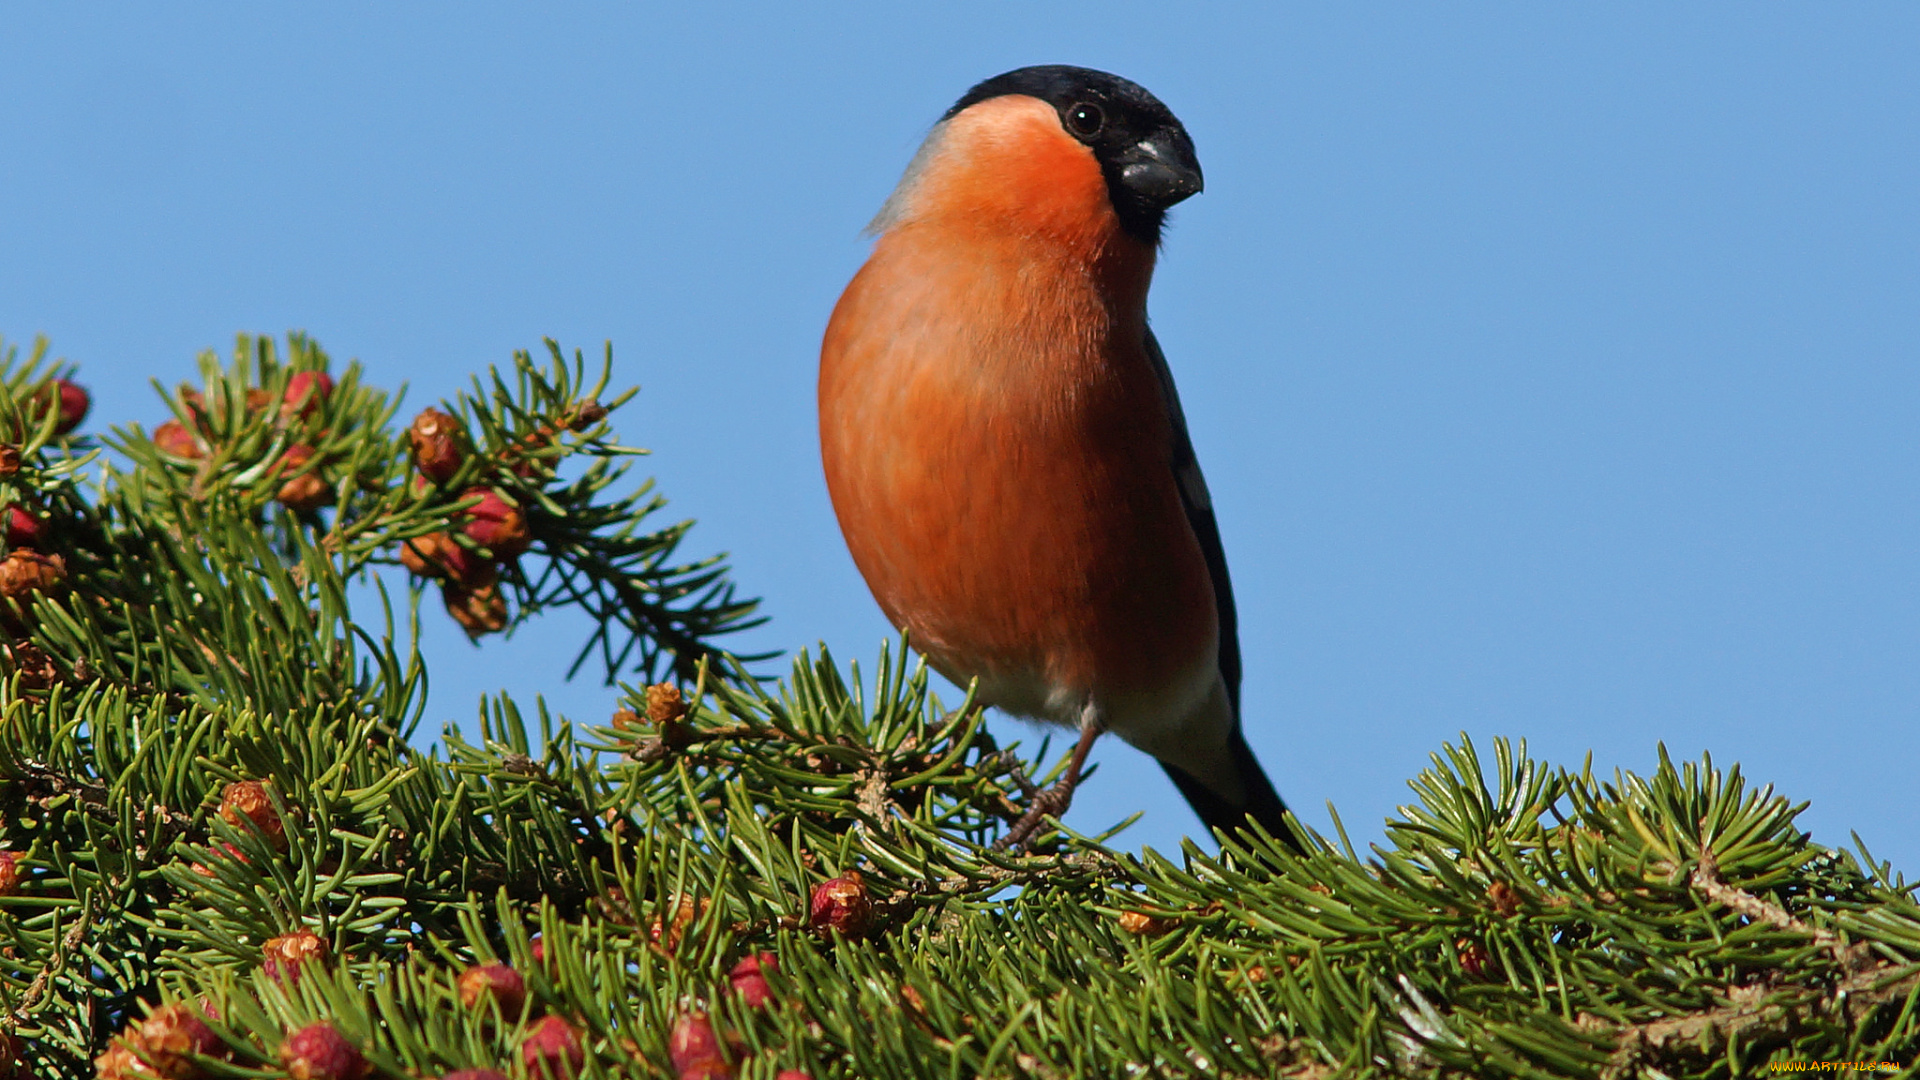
[3,6,1916,872]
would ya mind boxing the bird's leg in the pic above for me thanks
[996,719,1104,850]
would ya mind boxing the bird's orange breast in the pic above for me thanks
[819,124,1217,716]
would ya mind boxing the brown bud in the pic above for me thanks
[409,408,466,483]
[456,963,526,1017]
[152,420,204,460]
[261,929,329,984]
[278,1022,368,1080]
[1116,910,1174,937]
[6,643,59,692]
[505,428,556,480]
[566,401,607,432]
[667,1013,729,1080]
[0,446,19,476]
[244,388,274,415]
[648,895,708,952]
[0,850,18,896]
[443,579,508,637]
[594,884,635,926]
[1487,881,1520,918]
[728,952,778,1008]
[1456,937,1490,979]
[0,549,65,599]
[459,488,529,559]
[94,1041,144,1080]
[282,372,334,419]
[131,1003,225,1079]
[519,1016,584,1080]
[272,445,331,511]
[398,532,488,584]
[646,683,687,726]
[219,781,288,852]
[610,708,642,730]
[808,871,873,938]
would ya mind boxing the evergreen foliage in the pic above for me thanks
[0,334,1914,1078]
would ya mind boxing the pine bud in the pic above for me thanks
[3,506,41,549]
[646,683,688,725]
[1456,937,1491,979]
[609,708,642,730]
[5,643,59,692]
[456,963,526,1017]
[728,952,778,1008]
[443,579,508,637]
[37,379,90,436]
[667,1013,729,1080]
[808,871,873,939]
[152,420,203,460]
[0,549,64,602]
[219,781,287,852]
[0,850,18,896]
[649,896,708,952]
[0,1032,18,1079]
[1116,910,1174,937]
[409,408,466,483]
[273,445,331,512]
[679,1059,735,1080]
[94,1041,143,1080]
[189,841,250,877]
[459,488,530,559]
[594,884,636,926]
[261,929,328,984]
[244,388,274,415]
[505,428,555,481]
[398,532,487,584]
[130,1003,225,1079]
[282,372,334,419]
[519,1016,584,1080]
[566,401,607,432]
[1487,881,1520,918]
[0,446,17,476]
[277,1022,369,1080]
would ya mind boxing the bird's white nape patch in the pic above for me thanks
[865,120,951,236]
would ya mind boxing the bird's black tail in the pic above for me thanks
[1161,727,1303,852]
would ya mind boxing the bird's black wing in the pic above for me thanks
[1143,328,1299,848]
[1144,328,1242,713]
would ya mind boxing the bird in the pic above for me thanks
[818,65,1299,850]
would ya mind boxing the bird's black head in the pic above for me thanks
[945,65,1202,244]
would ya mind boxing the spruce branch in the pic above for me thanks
[3,333,1917,1078]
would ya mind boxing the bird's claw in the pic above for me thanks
[994,777,1077,851]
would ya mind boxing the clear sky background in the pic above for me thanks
[2,7,1915,871]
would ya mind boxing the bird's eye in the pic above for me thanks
[1065,102,1105,138]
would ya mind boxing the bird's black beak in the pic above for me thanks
[1115,128,1203,210]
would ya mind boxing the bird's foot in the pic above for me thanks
[995,776,1078,851]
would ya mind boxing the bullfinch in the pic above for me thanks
[819,65,1298,849]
